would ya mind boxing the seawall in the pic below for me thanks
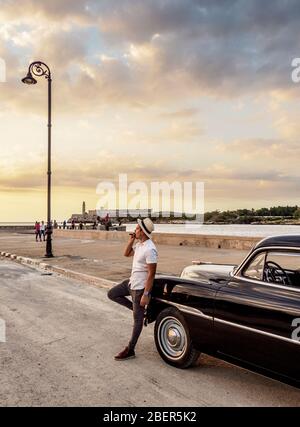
[0,226,33,232]
[54,229,261,250]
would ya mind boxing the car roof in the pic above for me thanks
[255,234,300,249]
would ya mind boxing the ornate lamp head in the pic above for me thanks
[22,62,51,86]
[22,71,37,85]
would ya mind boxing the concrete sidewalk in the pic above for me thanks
[1,260,299,406]
[0,231,248,282]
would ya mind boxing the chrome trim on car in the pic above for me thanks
[233,246,300,294]
[155,299,300,345]
[232,275,300,293]
[155,297,213,320]
[215,317,300,346]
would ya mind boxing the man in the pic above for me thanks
[107,217,157,360]
[34,221,41,242]
[104,213,111,231]
[40,221,46,241]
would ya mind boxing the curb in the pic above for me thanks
[0,252,116,290]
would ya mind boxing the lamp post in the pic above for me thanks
[22,61,53,257]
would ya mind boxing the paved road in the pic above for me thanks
[0,260,299,407]
[0,232,248,281]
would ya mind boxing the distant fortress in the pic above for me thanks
[68,202,188,224]
[69,201,152,223]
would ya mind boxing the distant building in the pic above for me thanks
[69,206,152,223]
[90,209,152,219]
[152,211,184,218]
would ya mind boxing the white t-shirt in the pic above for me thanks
[129,239,158,290]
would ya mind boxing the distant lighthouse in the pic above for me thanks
[82,201,86,216]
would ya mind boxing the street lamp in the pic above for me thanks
[22,61,53,257]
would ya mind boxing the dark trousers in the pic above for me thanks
[107,279,145,351]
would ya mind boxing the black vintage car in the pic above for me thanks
[146,235,300,387]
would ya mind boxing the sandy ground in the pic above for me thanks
[0,231,248,281]
[0,260,299,407]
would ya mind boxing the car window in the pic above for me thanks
[242,252,265,280]
[264,251,300,287]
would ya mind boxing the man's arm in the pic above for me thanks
[140,263,157,307]
[124,233,136,257]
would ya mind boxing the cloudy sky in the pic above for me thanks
[0,0,300,221]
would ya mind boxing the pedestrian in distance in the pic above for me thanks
[104,213,111,231]
[107,218,157,360]
[40,221,46,241]
[34,221,41,242]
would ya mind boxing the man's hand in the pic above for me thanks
[140,294,151,307]
[129,232,136,242]
[124,233,136,257]
[140,263,156,306]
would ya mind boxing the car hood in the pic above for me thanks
[180,263,236,281]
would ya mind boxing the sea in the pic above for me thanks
[1,222,300,237]
[115,223,299,237]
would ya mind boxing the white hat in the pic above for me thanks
[137,217,154,238]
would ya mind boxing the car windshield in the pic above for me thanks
[243,252,265,281]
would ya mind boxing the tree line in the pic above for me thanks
[204,206,300,224]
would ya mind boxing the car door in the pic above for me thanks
[214,248,300,382]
